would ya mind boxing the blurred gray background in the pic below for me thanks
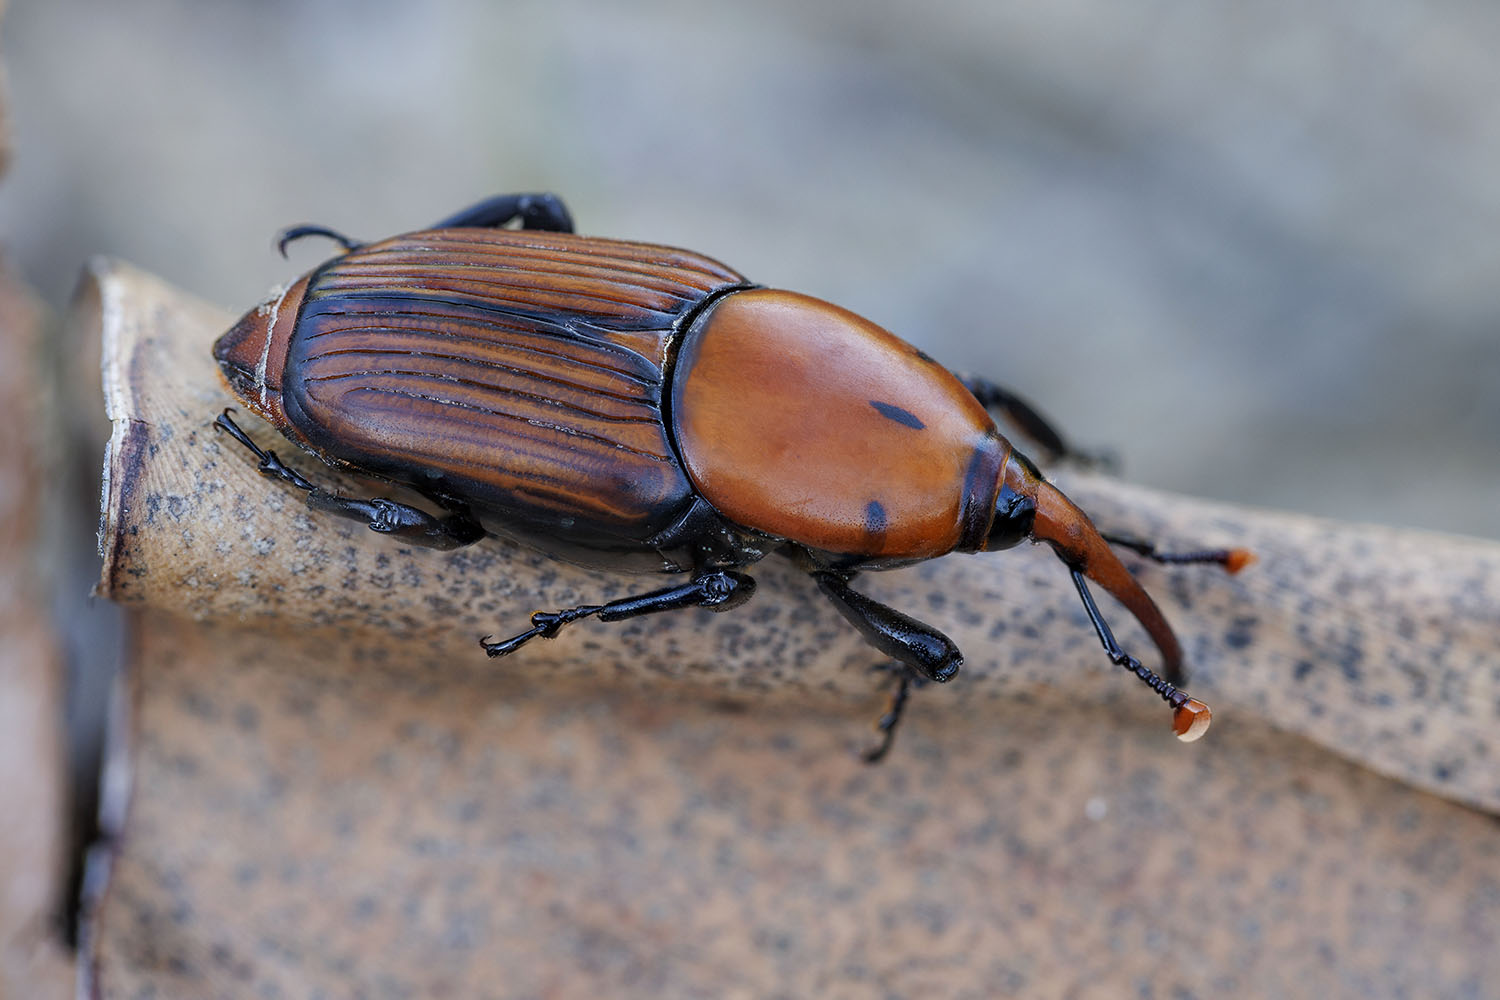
[3,0,1498,539]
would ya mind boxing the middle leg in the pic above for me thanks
[481,570,755,657]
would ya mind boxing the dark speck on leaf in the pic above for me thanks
[1337,641,1364,682]
[1224,616,1256,650]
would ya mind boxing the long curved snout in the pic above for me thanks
[1002,460,1184,680]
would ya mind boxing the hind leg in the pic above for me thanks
[214,410,485,551]
[429,192,575,232]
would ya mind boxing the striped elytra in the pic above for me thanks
[217,228,750,563]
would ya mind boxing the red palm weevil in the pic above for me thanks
[213,193,1252,761]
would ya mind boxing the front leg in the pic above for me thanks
[814,571,964,762]
[1102,531,1255,575]
[814,571,962,683]
[957,373,1112,468]
[862,664,927,764]
[481,570,756,657]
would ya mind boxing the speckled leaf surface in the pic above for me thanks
[87,617,1500,998]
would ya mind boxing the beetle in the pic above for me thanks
[213,192,1251,761]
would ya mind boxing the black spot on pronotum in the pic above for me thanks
[870,400,925,429]
[865,500,888,538]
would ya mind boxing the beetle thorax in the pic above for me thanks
[669,288,1005,561]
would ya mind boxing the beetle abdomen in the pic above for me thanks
[277,230,747,555]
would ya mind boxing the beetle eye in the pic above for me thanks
[986,482,1036,550]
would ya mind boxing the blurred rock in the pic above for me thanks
[0,264,72,998]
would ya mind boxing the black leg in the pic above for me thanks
[271,193,574,258]
[214,410,486,551]
[429,193,575,233]
[1103,532,1255,574]
[1071,567,1213,743]
[480,570,755,657]
[862,663,926,764]
[813,573,960,763]
[814,572,963,684]
[275,224,363,259]
[957,374,1113,469]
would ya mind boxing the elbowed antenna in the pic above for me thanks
[997,454,1215,741]
[1005,460,1181,674]
[1070,567,1213,742]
